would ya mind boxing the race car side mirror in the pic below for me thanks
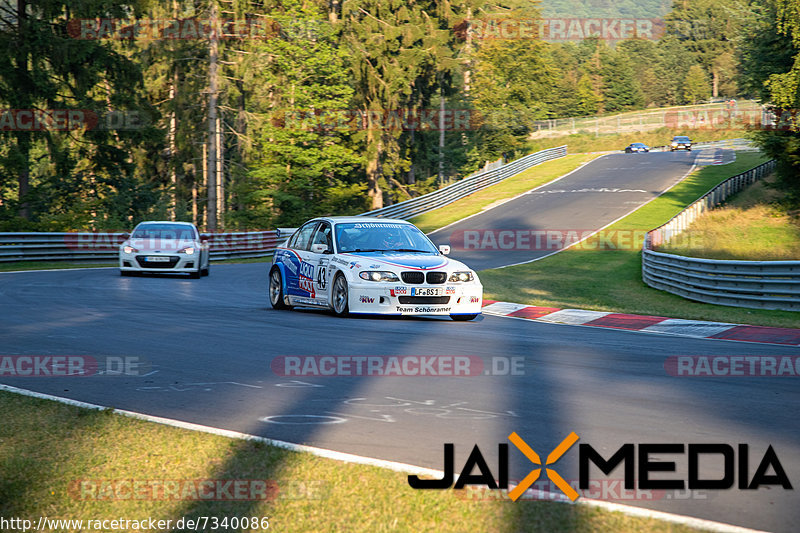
[310,243,329,254]
[438,244,451,255]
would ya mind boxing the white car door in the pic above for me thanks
[308,222,334,305]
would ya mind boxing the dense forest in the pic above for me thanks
[0,0,797,231]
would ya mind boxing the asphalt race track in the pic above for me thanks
[1,264,798,532]
[430,151,698,270]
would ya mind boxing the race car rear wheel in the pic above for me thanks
[331,273,349,317]
[269,268,291,310]
[451,314,478,321]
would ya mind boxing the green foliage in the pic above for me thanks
[0,0,160,230]
[683,64,711,104]
[740,0,800,206]
[3,0,799,227]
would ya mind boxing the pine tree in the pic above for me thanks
[683,64,711,104]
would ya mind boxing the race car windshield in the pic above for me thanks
[132,224,197,240]
[335,222,438,254]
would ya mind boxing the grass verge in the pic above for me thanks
[657,174,800,260]
[526,127,746,154]
[479,151,800,328]
[411,153,602,234]
[0,390,709,533]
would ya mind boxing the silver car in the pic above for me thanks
[119,221,210,278]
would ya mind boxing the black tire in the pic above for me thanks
[331,273,349,317]
[269,267,291,310]
[201,265,209,276]
[120,270,130,277]
[190,266,201,279]
[451,314,479,321]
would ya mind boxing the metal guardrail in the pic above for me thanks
[529,100,765,139]
[0,146,566,263]
[642,159,800,311]
[649,138,757,153]
[0,230,290,263]
[361,145,567,220]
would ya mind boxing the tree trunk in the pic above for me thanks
[216,114,224,228]
[16,0,30,220]
[438,85,445,186]
[168,0,178,220]
[407,127,415,185]
[206,1,219,231]
[366,124,383,210]
[712,69,719,99]
[16,133,30,220]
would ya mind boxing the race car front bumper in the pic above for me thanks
[119,251,200,274]
[347,281,483,316]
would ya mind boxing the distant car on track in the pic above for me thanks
[670,136,693,151]
[119,221,210,278]
[269,217,483,320]
[624,142,650,153]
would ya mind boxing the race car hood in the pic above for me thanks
[341,251,458,271]
[124,238,198,252]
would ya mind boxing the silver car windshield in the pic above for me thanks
[132,224,197,240]
[335,222,438,253]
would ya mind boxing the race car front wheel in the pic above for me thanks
[451,314,478,321]
[332,273,349,317]
[269,268,291,310]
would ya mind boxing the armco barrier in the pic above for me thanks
[361,145,567,220]
[642,159,800,311]
[0,230,295,263]
[0,146,566,264]
[649,137,756,153]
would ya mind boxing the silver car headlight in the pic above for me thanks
[359,271,399,282]
[178,247,195,255]
[123,245,138,254]
[448,271,474,282]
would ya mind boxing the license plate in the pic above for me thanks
[145,256,170,262]
[412,287,442,296]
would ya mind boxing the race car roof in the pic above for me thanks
[314,216,412,225]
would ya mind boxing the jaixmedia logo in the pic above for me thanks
[408,433,793,501]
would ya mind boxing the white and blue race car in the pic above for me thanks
[269,217,483,320]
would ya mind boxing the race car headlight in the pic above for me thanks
[178,247,195,255]
[122,245,138,254]
[448,271,474,282]
[359,271,399,282]
[671,142,678,146]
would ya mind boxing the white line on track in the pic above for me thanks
[495,162,697,269]
[0,267,116,274]
[427,154,609,237]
